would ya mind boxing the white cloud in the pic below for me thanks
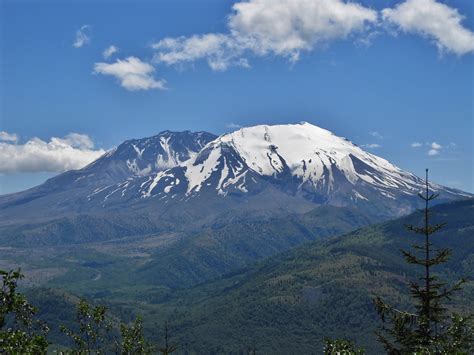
[73,25,92,48]
[93,57,167,91]
[0,133,105,173]
[152,0,377,70]
[226,123,242,129]
[229,0,377,58]
[152,34,251,71]
[369,131,383,139]
[63,132,95,149]
[412,141,455,156]
[426,141,443,156]
[0,131,18,143]
[103,45,119,59]
[382,0,474,55]
[362,143,381,149]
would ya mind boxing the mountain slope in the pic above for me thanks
[135,205,380,288]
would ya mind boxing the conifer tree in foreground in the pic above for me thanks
[374,169,473,354]
[157,320,177,355]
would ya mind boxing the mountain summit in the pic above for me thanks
[0,123,470,224]
[89,122,468,217]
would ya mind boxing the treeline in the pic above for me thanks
[1,171,473,354]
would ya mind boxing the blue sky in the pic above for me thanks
[0,0,473,194]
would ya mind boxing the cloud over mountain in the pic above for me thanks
[0,132,105,173]
[0,131,18,143]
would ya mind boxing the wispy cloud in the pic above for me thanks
[73,24,92,48]
[369,131,383,140]
[382,0,474,55]
[103,45,119,59]
[362,143,382,149]
[0,132,105,173]
[427,141,442,156]
[94,57,167,91]
[152,34,252,71]
[411,141,457,156]
[226,123,242,129]
[0,131,18,143]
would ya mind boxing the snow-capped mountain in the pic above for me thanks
[90,122,470,217]
[0,130,216,217]
[1,122,471,223]
[0,122,471,247]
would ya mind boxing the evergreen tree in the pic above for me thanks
[374,169,473,353]
[0,269,49,354]
[157,321,177,355]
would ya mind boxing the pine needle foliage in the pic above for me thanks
[157,321,177,355]
[374,169,473,354]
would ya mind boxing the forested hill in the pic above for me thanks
[130,198,474,353]
[25,198,474,353]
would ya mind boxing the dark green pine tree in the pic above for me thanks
[157,320,177,355]
[374,169,473,354]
